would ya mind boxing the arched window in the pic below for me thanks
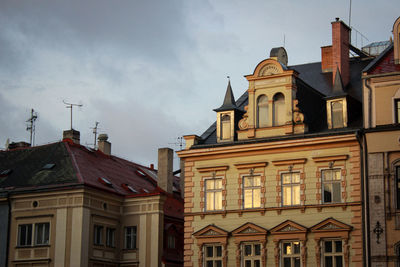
[273,93,285,126]
[221,114,231,140]
[257,95,268,128]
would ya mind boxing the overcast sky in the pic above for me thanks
[1,0,399,168]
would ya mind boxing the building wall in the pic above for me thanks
[180,135,363,266]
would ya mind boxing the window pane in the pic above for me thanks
[215,191,222,210]
[244,177,252,187]
[206,180,214,190]
[332,101,344,128]
[283,258,291,267]
[254,244,261,255]
[244,189,252,208]
[206,246,213,257]
[325,240,332,252]
[273,93,285,126]
[257,95,268,128]
[221,119,231,140]
[335,241,342,252]
[216,245,222,257]
[325,256,333,267]
[294,257,301,267]
[292,173,300,183]
[333,170,341,180]
[335,256,343,267]
[244,244,252,256]
[206,192,214,210]
[283,186,291,205]
[293,185,300,205]
[245,260,251,267]
[254,176,261,186]
[206,261,213,267]
[332,183,341,202]
[324,184,333,203]
[283,243,291,255]
[282,173,291,184]
[215,260,222,267]
[253,189,261,208]
[254,260,260,267]
[215,179,222,189]
[293,242,300,254]
[323,170,332,181]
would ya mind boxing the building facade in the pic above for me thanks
[178,18,378,267]
[362,16,400,267]
[0,131,183,267]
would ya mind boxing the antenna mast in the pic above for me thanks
[26,109,38,146]
[63,100,83,130]
[92,121,100,149]
[348,0,352,29]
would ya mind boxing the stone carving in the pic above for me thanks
[203,229,219,236]
[238,106,249,130]
[280,225,298,232]
[240,227,259,234]
[293,100,304,124]
[320,223,340,230]
[261,64,280,76]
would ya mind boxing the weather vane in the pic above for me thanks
[63,100,83,130]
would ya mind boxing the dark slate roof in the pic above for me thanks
[0,141,181,198]
[198,57,373,145]
[213,80,240,112]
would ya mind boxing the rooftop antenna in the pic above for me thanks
[168,137,184,150]
[91,121,100,149]
[348,0,352,30]
[283,34,286,48]
[63,100,83,130]
[26,108,38,146]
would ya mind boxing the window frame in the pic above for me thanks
[272,92,285,126]
[204,244,223,267]
[281,172,301,206]
[125,226,137,250]
[321,239,344,267]
[242,242,262,267]
[321,168,342,204]
[281,240,302,267]
[17,224,33,247]
[395,99,400,124]
[17,222,51,247]
[34,222,50,246]
[242,174,261,209]
[106,227,116,248]
[257,94,269,128]
[94,225,103,246]
[220,114,231,140]
[331,100,344,129]
[204,177,223,211]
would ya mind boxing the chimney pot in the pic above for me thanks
[98,134,111,155]
[150,164,154,170]
[335,17,340,22]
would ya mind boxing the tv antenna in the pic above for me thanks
[168,137,184,150]
[91,121,100,149]
[63,100,83,130]
[26,108,38,146]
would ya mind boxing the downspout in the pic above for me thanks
[357,129,370,267]
[364,78,373,128]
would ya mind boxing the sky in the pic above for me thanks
[1,0,399,169]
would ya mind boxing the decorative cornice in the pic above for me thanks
[234,162,267,169]
[196,165,229,173]
[271,158,307,166]
[312,155,348,162]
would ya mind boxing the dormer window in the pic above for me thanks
[331,101,344,128]
[221,114,231,140]
[273,93,285,126]
[257,95,269,128]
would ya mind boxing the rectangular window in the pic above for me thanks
[167,234,175,249]
[322,169,342,203]
[395,99,400,123]
[94,225,103,246]
[125,226,137,249]
[282,241,301,267]
[243,175,261,209]
[242,243,261,267]
[18,224,32,246]
[282,172,300,206]
[322,240,343,267]
[204,244,222,267]
[205,178,223,211]
[106,227,115,248]
[331,101,344,128]
[35,223,50,245]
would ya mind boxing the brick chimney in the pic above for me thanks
[158,148,173,194]
[97,134,111,155]
[63,129,80,144]
[321,18,351,86]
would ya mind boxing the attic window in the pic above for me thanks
[0,169,12,176]
[99,177,113,187]
[122,183,138,193]
[143,189,149,193]
[137,169,146,177]
[42,163,55,170]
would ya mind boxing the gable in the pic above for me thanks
[193,224,229,238]
[368,47,400,75]
[310,218,352,233]
[270,220,307,234]
[231,222,268,236]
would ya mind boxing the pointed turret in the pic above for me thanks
[331,67,347,97]
[213,80,239,112]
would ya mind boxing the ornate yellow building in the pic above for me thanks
[178,18,374,267]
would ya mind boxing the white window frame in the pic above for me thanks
[321,239,344,267]
[204,244,223,267]
[243,175,261,209]
[125,226,137,249]
[17,222,50,247]
[281,172,301,206]
[204,177,223,211]
[17,224,32,247]
[321,168,342,204]
[281,240,301,267]
[34,222,50,245]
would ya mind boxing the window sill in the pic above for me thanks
[16,244,50,249]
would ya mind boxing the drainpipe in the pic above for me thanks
[356,130,370,267]
[364,78,372,128]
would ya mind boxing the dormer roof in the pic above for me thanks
[213,80,240,112]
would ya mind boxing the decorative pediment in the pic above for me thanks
[270,220,307,234]
[232,222,268,236]
[310,218,352,233]
[193,224,229,238]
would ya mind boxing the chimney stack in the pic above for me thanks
[158,147,173,194]
[98,134,111,155]
[332,18,350,87]
[63,129,80,145]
